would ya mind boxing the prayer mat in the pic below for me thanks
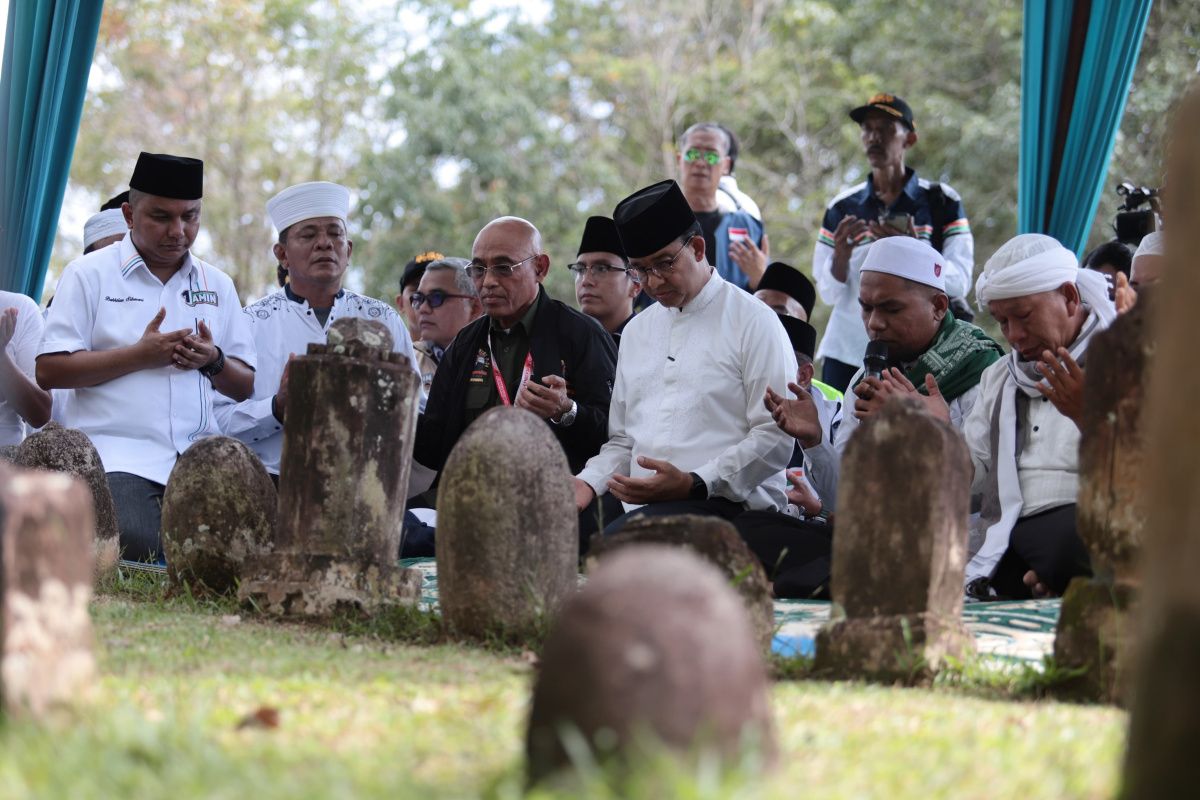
[125,555,1058,667]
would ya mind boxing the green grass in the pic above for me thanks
[0,573,1128,799]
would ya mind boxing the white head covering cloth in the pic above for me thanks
[860,235,947,292]
[975,233,1115,327]
[266,181,351,233]
[1133,230,1164,259]
[83,208,128,250]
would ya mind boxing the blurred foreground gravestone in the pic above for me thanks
[437,406,577,641]
[15,423,119,576]
[589,514,775,651]
[1053,291,1155,705]
[815,397,973,682]
[0,464,96,717]
[161,436,276,595]
[526,545,774,787]
[1122,79,1200,798]
[239,318,422,616]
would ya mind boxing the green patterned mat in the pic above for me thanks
[400,559,1059,664]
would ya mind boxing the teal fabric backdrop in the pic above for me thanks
[0,0,104,298]
[1019,0,1154,256]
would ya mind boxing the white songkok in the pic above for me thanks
[83,208,128,250]
[860,236,947,292]
[266,181,350,233]
[976,233,1115,325]
[1133,230,1164,259]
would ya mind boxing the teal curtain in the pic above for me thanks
[1018,0,1153,256]
[0,0,104,298]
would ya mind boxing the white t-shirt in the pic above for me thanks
[0,290,45,446]
[39,235,256,484]
[214,286,418,475]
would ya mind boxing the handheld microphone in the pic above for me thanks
[864,341,889,381]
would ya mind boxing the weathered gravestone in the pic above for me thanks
[588,514,775,652]
[1053,290,1155,705]
[1122,79,1200,799]
[526,545,775,787]
[0,463,96,717]
[239,318,422,615]
[437,406,577,642]
[15,422,119,576]
[161,436,276,595]
[815,396,973,682]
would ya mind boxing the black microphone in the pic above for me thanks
[864,341,889,381]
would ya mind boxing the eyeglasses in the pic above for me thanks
[466,253,537,279]
[567,262,639,282]
[683,148,722,166]
[628,237,695,283]
[410,289,474,310]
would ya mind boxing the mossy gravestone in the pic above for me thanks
[1053,291,1155,705]
[815,396,973,682]
[588,514,775,652]
[160,436,276,595]
[239,318,422,616]
[15,423,119,576]
[437,406,577,642]
[0,463,96,718]
[526,545,775,787]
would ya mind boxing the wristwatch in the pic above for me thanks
[688,472,708,501]
[199,345,226,378]
[552,399,578,427]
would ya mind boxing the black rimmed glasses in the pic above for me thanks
[627,236,695,283]
[567,262,639,282]
[410,289,474,310]
[466,253,537,279]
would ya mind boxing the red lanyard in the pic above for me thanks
[487,331,533,406]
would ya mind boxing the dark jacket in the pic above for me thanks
[414,286,617,479]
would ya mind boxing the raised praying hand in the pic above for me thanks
[878,368,951,423]
[764,383,822,448]
[1036,347,1085,427]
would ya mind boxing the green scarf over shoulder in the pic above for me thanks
[906,312,1003,401]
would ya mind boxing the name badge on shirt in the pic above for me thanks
[469,348,489,383]
[182,289,220,307]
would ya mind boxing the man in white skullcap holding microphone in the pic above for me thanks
[928,233,1117,600]
[216,181,417,481]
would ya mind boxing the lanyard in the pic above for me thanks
[487,330,533,406]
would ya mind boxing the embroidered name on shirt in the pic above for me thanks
[182,289,220,307]
[104,295,145,303]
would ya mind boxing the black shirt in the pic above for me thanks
[695,210,724,266]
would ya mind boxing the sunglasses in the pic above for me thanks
[683,148,722,166]
[410,289,473,309]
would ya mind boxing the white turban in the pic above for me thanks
[1133,230,1164,259]
[83,208,128,250]
[860,236,947,292]
[976,233,1115,325]
[266,181,350,233]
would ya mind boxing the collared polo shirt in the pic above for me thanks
[39,235,256,484]
[812,168,974,366]
[464,292,540,426]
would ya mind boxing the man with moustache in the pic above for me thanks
[813,93,975,391]
[413,216,618,551]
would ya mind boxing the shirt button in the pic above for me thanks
[1033,426,1039,432]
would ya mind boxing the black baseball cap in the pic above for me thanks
[849,93,916,132]
[401,250,444,291]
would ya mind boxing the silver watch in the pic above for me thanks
[553,400,578,427]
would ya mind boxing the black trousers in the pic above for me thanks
[107,472,165,563]
[821,358,860,394]
[990,504,1092,599]
[735,511,833,599]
